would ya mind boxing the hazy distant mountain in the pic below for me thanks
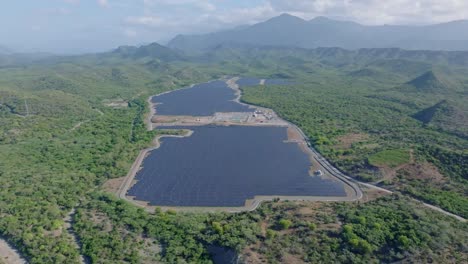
[111,43,184,61]
[168,14,468,52]
[0,45,13,54]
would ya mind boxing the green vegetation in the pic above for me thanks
[0,45,467,263]
[368,149,410,168]
[246,196,467,263]
[278,219,292,230]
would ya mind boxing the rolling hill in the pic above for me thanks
[413,100,468,137]
[401,71,449,93]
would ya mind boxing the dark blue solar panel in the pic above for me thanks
[128,125,346,207]
[152,80,251,116]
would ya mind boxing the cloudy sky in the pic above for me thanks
[2,0,468,53]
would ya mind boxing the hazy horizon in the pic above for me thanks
[2,0,468,54]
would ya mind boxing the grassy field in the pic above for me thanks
[368,149,410,168]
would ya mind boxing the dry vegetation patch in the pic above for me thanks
[103,99,128,108]
[397,162,445,183]
[102,177,125,194]
[335,133,369,149]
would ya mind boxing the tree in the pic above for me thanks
[278,219,292,230]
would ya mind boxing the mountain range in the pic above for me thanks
[168,14,468,52]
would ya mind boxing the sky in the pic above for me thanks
[2,0,468,54]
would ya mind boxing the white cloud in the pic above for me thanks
[64,0,80,4]
[97,0,109,7]
[126,2,275,33]
[267,0,468,25]
[143,0,216,12]
[123,28,138,38]
[125,16,174,27]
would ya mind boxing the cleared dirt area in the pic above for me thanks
[359,185,392,202]
[102,177,126,194]
[0,238,26,264]
[396,162,445,183]
[286,126,303,142]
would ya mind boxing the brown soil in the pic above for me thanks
[287,127,303,141]
[397,162,445,183]
[282,254,305,264]
[241,243,267,264]
[102,177,125,194]
[360,186,391,202]
[152,115,178,123]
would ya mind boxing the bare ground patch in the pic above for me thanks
[103,99,128,108]
[102,177,125,194]
[360,185,392,202]
[335,133,369,149]
[281,253,306,264]
[396,161,446,183]
[287,126,303,142]
[0,238,26,264]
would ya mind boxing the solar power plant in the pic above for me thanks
[151,80,251,116]
[128,125,346,207]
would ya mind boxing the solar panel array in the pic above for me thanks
[151,80,251,116]
[128,126,346,207]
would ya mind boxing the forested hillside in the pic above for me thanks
[0,45,467,263]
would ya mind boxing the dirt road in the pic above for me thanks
[0,238,26,264]
[64,208,87,264]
